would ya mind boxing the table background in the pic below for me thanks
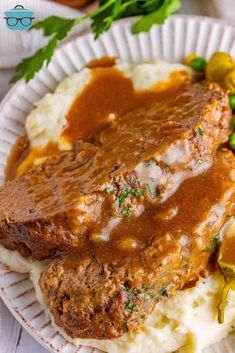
[0,0,234,352]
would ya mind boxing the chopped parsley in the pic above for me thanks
[121,206,132,219]
[205,234,220,252]
[145,160,155,167]
[122,322,128,332]
[159,285,169,297]
[106,186,115,195]
[166,163,176,174]
[118,186,132,206]
[141,284,158,301]
[143,182,158,199]
[198,127,204,136]
[124,293,139,312]
[118,185,145,207]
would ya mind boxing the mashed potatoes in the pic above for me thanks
[1,243,235,353]
[25,60,193,152]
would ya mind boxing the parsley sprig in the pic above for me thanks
[10,0,181,83]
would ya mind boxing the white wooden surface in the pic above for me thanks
[0,0,234,352]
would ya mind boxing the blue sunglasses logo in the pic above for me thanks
[4,5,35,31]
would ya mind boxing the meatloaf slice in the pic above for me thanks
[39,149,235,339]
[0,83,232,259]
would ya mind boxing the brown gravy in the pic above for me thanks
[6,58,191,179]
[63,67,189,143]
[5,137,29,181]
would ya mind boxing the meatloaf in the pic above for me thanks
[0,83,231,259]
[39,149,235,339]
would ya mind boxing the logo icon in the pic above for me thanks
[4,5,35,31]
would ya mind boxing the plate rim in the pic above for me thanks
[1,13,235,114]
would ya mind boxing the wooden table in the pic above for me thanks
[0,0,234,351]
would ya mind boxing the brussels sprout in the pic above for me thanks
[206,52,234,85]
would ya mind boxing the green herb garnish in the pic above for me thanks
[122,322,128,332]
[121,206,132,218]
[198,127,204,136]
[205,234,220,252]
[166,163,176,174]
[11,0,181,83]
[106,186,115,195]
[143,181,158,199]
[145,160,155,167]
[197,159,204,164]
[118,185,145,207]
[159,285,169,297]
[124,286,140,312]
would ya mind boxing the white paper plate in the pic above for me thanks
[0,14,235,353]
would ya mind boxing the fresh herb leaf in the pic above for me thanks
[124,287,140,312]
[122,322,128,331]
[145,160,155,166]
[106,186,115,195]
[11,0,181,83]
[198,127,204,136]
[205,234,220,252]
[32,16,76,39]
[118,185,145,207]
[159,285,169,297]
[133,0,181,33]
[10,37,58,83]
[121,206,132,218]
[10,17,77,83]
[143,181,158,199]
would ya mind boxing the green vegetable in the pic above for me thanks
[217,278,235,324]
[159,285,169,297]
[197,159,204,164]
[217,236,235,323]
[11,0,181,83]
[121,206,132,218]
[124,287,140,312]
[132,0,181,33]
[118,185,145,207]
[143,181,158,199]
[122,322,128,331]
[205,234,220,252]
[229,94,235,110]
[145,159,155,166]
[230,116,235,131]
[216,222,235,324]
[189,57,207,72]
[229,133,235,149]
[198,127,204,136]
[106,186,115,195]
